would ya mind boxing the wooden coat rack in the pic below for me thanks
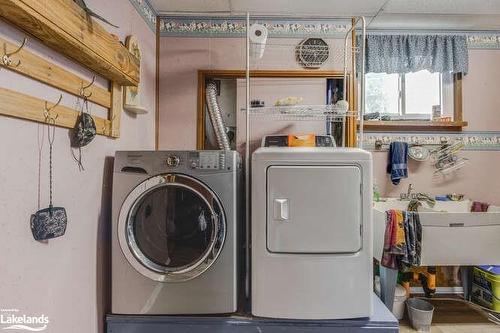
[0,0,142,138]
[0,35,122,137]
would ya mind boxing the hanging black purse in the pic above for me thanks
[71,96,96,170]
[31,118,67,241]
[72,101,96,147]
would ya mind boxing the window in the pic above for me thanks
[365,70,454,121]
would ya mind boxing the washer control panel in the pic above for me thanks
[165,151,227,170]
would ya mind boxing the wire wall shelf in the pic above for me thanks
[242,105,357,121]
[241,15,367,300]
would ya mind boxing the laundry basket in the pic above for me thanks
[472,265,500,311]
[406,298,434,332]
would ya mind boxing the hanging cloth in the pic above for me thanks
[387,142,409,185]
[359,34,469,74]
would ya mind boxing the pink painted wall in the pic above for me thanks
[158,37,346,149]
[373,49,500,205]
[0,1,156,332]
[159,37,500,204]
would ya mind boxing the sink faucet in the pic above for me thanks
[400,183,414,200]
[407,183,414,198]
[399,184,436,207]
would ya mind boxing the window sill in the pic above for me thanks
[360,120,468,132]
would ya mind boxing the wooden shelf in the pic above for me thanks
[361,120,468,132]
[0,0,139,86]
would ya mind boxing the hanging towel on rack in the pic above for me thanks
[381,210,406,270]
[401,211,422,270]
[471,201,489,212]
[381,209,422,271]
[387,142,409,185]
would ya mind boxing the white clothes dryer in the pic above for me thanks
[251,147,373,319]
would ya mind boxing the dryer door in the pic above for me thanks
[118,174,226,282]
[266,165,362,254]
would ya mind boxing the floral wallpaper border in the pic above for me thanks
[159,16,351,38]
[158,16,500,49]
[467,35,500,49]
[128,0,157,31]
[361,131,500,151]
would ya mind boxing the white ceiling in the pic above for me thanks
[149,0,500,30]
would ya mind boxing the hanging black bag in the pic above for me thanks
[31,118,67,241]
[72,99,96,148]
[71,95,96,171]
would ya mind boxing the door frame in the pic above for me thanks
[197,69,355,149]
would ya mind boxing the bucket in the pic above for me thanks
[393,284,408,320]
[406,298,434,332]
[374,278,408,320]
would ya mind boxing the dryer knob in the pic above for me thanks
[166,155,180,167]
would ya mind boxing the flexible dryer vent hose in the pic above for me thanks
[205,80,231,150]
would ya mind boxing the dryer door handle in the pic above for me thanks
[274,198,289,221]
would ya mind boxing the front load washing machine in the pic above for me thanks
[112,150,240,314]
[252,147,373,319]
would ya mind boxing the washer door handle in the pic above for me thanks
[274,198,289,221]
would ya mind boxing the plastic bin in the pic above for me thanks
[472,265,500,311]
[374,278,407,320]
[406,298,434,332]
[393,284,408,320]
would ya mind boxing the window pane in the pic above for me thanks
[405,71,440,115]
[365,73,399,115]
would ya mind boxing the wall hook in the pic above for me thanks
[44,94,63,121]
[2,37,27,68]
[80,75,96,99]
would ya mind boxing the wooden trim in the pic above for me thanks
[198,69,347,78]
[362,120,468,132]
[0,87,112,136]
[0,36,111,108]
[0,0,139,86]
[453,73,463,122]
[196,69,351,149]
[155,19,160,150]
[110,82,122,138]
[196,70,206,150]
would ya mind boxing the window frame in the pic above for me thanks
[363,73,466,132]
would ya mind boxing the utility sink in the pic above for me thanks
[373,198,500,266]
[373,198,500,311]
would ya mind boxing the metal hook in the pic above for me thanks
[2,37,27,68]
[80,76,96,98]
[44,94,63,121]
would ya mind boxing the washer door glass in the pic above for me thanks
[119,174,226,282]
